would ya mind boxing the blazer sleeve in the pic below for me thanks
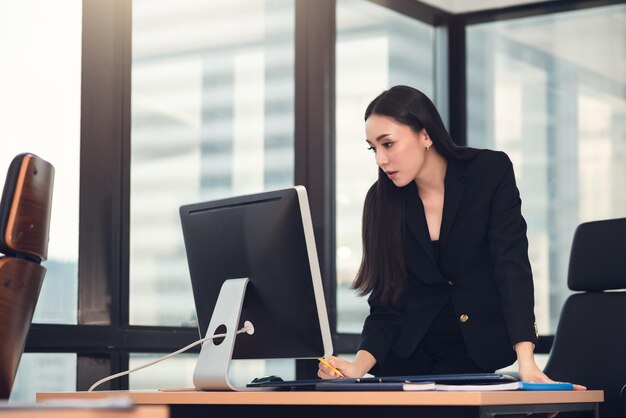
[488,152,538,346]
[358,292,404,368]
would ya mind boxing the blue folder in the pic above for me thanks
[519,382,574,391]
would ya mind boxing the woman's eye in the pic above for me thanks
[382,142,392,149]
[367,146,375,152]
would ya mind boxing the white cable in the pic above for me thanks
[88,321,255,392]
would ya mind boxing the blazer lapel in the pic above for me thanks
[439,160,467,245]
[404,182,436,265]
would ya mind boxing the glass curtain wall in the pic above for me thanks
[9,354,76,402]
[128,354,294,389]
[335,0,438,333]
[130,0,295,327]
[466,4,626,335]
[0,0,81,326]
[129,0,295,387]
[0,0,81,402]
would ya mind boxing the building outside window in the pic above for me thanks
[467,3,626,335]
[129,0,296,387]
[0,0,82,401]
[335,0,438,334]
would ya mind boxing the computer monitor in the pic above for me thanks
[179,185,333,390]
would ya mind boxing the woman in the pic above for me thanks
[319,85,580,386]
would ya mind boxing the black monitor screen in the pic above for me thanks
[180,186,332,360]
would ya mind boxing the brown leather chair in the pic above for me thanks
[0,153,54,399]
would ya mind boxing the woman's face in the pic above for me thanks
[365,114,431,187]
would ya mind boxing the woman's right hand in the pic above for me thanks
[317,356,364,379]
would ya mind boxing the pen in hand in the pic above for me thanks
[318,357,345,378]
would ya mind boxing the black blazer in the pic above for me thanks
[358,150,538,372]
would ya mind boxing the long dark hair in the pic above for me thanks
[352,85,478,305]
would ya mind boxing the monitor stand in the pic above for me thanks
[193,277,253,391]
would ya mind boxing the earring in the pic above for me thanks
[426,145,431,151]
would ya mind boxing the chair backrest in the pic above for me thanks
[544,217,626,418]
[0,153,54,261]
[0,153,54,399]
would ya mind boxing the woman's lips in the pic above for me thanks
[386,171,398,179]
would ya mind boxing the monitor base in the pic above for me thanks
[193,277,249,391]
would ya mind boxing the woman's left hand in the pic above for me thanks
[516,342,586,390]
[518,361,552,383]
[518,360,586,418]
[519,362,586,390]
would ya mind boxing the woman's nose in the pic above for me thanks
[376,151,388,167]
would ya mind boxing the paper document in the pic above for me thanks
[316,381,435,391]
[434,382,521,391]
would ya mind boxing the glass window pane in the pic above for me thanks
[9,353,77,402]
[0,1,81,324]
[130,0,295,326]
[467,4,626,333]
[335,0,437,333]
[128,354,294,389]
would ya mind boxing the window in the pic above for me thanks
[16,1,622,397]
[0,1,81,324]
[467,3,626,333]
[130,0,296,327]
[128,355,294,389]
[9,354,76,402]
[128,354,195,389]
[335,0,439,333]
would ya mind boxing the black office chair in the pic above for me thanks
[544,217,626,418]
[0,153,54,399]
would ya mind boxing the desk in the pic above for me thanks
[37,389,603,418]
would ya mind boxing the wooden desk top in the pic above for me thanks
[37,389,603,407]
